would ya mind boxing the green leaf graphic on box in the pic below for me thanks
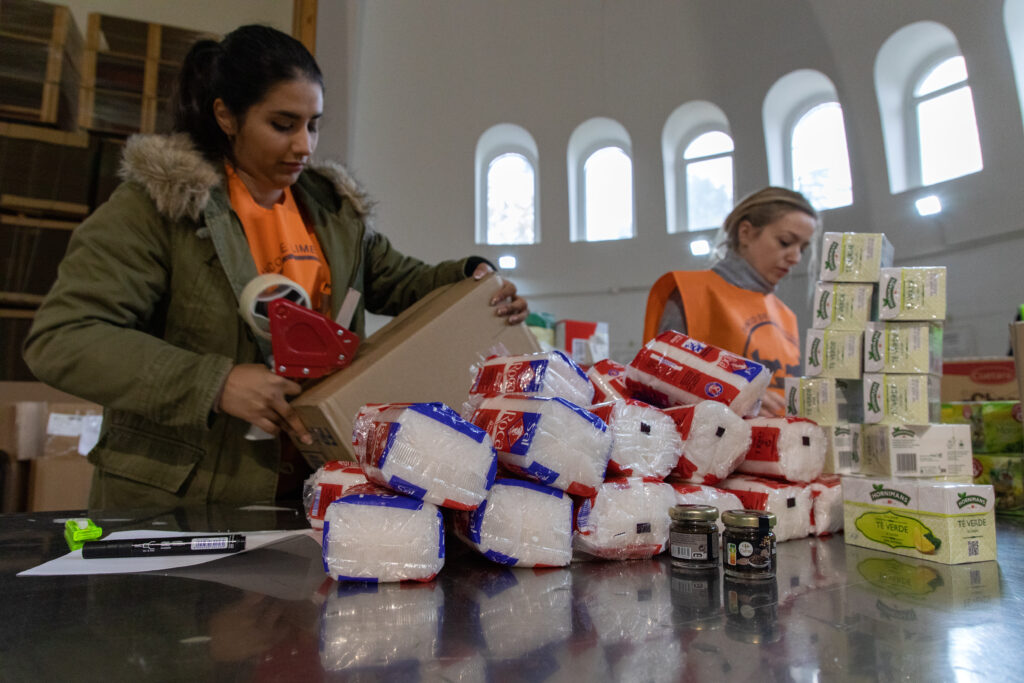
[868,331,882,362]
[883,278,898,309]
[825,242,838,271]
[816,291,830,320]
[809,338,821,367]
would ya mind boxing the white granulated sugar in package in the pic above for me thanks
[452,477,573,567]
[667,480,744,533]
[590,399,682,480]
[470,394,611,497]
[625,331,770,416]
[467,350,595,408]
[587,358,631,403]
[664,401,752,485]
[352,402,497,510]
[736,416,826,484]
[573,477,676,560]
[717,473,813,542]
[808,475,843,536]
[572,559,674,644]
[303,461,368,530]
[321,484,445,582]
[473,566,573,659]
[319,579,442,671]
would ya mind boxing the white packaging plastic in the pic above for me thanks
[469,394,611,497]
[322,484,445,582]
[667,480,744,533]
[589,399,682,479]
[303,461,368,530]
[626,331,770,416]
[663,401,752,485]
[467,350,595,408]
[717,473,813,542]
[736,416,826,484]
[352,402,497,510]
[572,477,676,560]
[319,580,443,671]
[452,477,573,567]
[572,560,674,644]
[472,566,574,660]
[808,475,844,536]
[587,358,630,403]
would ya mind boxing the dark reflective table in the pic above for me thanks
[2,505,1023,682]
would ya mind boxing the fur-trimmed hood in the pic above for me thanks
[118,133,371,222]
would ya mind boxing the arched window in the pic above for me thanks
[791,101,853,209]
[913,56,983,186]
[683,131,734,231]
[568,118,635,242]
[475,123,540,245]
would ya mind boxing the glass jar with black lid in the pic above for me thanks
[669,504,720,570]
[721,509,777,580]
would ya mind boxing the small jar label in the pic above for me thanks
[670,531,718,562]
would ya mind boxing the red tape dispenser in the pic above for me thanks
[268,298,360,379]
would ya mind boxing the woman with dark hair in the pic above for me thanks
[24,25,527,508]
[643,187,819,416]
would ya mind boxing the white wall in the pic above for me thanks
[62,0,291,38]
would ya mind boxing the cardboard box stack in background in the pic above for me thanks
[554,319,609,367]
[0,382,100,512]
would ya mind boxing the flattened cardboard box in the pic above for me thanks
[941,356,1019,401]
[292,275,541,467]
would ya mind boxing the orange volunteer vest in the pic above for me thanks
[643,270,800,394]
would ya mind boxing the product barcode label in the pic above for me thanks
[896,452,917,473]
[838,451,854,469]
[672,545,693,559]
[191,537,230,551]
[968,540,979,557]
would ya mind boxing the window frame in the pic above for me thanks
[783,95,853,209]
[905,47,973,186]
[481,144,540,245]
[677,126,734,232]
[474,124,541,245]
[574,139,636,242]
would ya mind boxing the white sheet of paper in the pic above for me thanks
[17,528,318,577]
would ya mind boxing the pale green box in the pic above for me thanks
[861,423,972,478]
[878,267,947,321]
[804,328,863,379]
[863,373,941,425]
[864,322,943,375]
[812,282,875,330]
[819,232,895,282]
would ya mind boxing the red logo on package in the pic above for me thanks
[746,427,781,462]
[312,483,347,519]
[664,405,696,439]
[732,489,770,510]
[672,454,698,480]
[632,348,740,405]
[365,421,396,468]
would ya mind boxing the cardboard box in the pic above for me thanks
[864,322,943,375]
[861,424,972,478]
[292,275,542,467]
[555,320,609,367]
[862,373,940,425]
[941,357,1019,401]
[28,453,93,512]
[941,401,1023,454]
[843,476,996,564]
[972,453,1024,513]
[812,282,875,330]
[819,232,894,282]
[804,328,863,379]
[823,423,861,474]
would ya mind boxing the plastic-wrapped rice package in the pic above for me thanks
[625,331,770,416]
[808,475,843,536]
[471,566,573,660]
[587,358,630,403]
[717,473,813,542]
[589,399,682,479]
[303,461,368,530]
[469,394,611,497]
[572,477,676,560]
[352,402,497,510]
[319,580,443,672]
[322,484,444,583]
[452,477,573,567]
[667,481,743,533]
[736,416,826,484]
[663,401,752,485]
[467,350,595,409]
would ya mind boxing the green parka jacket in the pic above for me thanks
[23,133,478,508]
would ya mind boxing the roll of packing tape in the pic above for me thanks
[239,274,312,340]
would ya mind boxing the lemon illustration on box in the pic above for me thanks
[854,507,941,554]
[857,557,944,597]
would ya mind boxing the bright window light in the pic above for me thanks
[689,239,711,256]
[916,195,942,216]
[498,255,517,270]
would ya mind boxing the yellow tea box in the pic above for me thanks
[804,329,863,379]
[785,377,863,425]
[812,282,875,330]
[942,401,1023,454]
[820,232,895,282]
[843,476,996,564]
[861,424,972,478]
[878,267,947,321]
[972,453,1024,513]
[824,423,862,474]
[863,373,940,425]
[864,322,943,375]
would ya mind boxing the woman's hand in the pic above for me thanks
[473,263,529,325]
[758,390,787,418]
[218,364,312,444]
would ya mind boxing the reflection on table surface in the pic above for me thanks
[2,505,1023,681]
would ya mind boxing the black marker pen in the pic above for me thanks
[82,534,246,559]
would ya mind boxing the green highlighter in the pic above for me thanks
[64,518,103,551]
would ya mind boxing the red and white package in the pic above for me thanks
[736,416,826,484]
[589,399,682,480]
[303,461,368,530]
[467,351,595,412]
[717,473,813,542]
[663,401,752,485]
[808,475,843,536]
[625,331,770,416]
[573,477,676,560]
[666,481,744,533]
[587,359,630,403]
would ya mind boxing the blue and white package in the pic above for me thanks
[322,484,444,583]
[466,351,595,411]
[469,394,612,497]
[352,402,497,510]
[452,477,573,567]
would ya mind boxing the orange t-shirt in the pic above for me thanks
[643,270,800,395]
[226,165,331,313]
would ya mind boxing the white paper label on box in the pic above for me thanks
[47,413,88,437]
[79,415,103,455]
